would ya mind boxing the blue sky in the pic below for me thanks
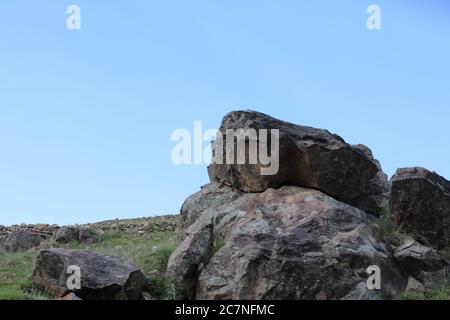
[0,1,449,225]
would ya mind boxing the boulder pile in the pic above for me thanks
[168,110,449,300]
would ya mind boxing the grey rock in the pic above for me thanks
[207,111,389,216]
[55,226,98,244]
[55,227,79,243]
[79,228,99,244]
[167,223,214,298]
[405,277,425,293]
[58,292,82,300]
[31,249,146,300]
[394,238,447,277]
[419,268,450,291]
[1,231,45,252]
[341,282,380,300]
[169,185,406,300]
[390,167,450,249]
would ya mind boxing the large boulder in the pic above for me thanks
[169,184,406,300]
[1,231,46,252]
[390,167,450,249]
[208,111,388,216]
[31,249,146,300]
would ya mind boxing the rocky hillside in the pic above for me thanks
[0,216,178,300]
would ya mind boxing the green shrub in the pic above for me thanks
[375,207,402,245]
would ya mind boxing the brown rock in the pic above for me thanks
[208,111,388,216]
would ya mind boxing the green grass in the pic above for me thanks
[400,286,450,300]
[0,250,48,300]
[376,208,395,239]
[0,220,178,300]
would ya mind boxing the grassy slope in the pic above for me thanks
[0,216,178,300]
[1,213,448,300]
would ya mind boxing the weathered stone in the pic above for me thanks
[166,223,214,298]
[169,185,406,300]
[390,167,450,249]
[419,268,450,291]
[1,231,45,252]
[394,239,447,277]
[55,227,79,244]
[55,226,98,244]
[405,277,425,293]
[79,228,99,244]
[341,282,380,300]
[58,292,82,300]
[208,110,389,216]
[31,249,146,300]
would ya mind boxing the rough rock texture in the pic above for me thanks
[1,231,46,252]
[31,249,146,300]
[54,227,79,244]
[167,223,214,298]
[0,224,58,245]
[208,111,389,216]
[390,167,450,249]
[170,184,406,300]
[393,239,447,277]
[58,292,82,300]
[55,226,98,244]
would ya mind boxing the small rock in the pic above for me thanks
[55,227,79,244]
[405,277,425,293]
[58,292,82,300]
[79,228,98,244]
[394,238,447,277]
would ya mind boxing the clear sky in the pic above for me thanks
[1,1,449,225]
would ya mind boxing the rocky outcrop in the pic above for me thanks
[208,111,389,216]
[199,186,405,299]
[1,231,46,252]
[390,167,450,250]
[169,111,450,300]
[0,224,59,250]
[169,184,406,300]
[31,249,146,300]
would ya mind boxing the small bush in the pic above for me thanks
[157,243,176,272]
[375,207,403,245]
